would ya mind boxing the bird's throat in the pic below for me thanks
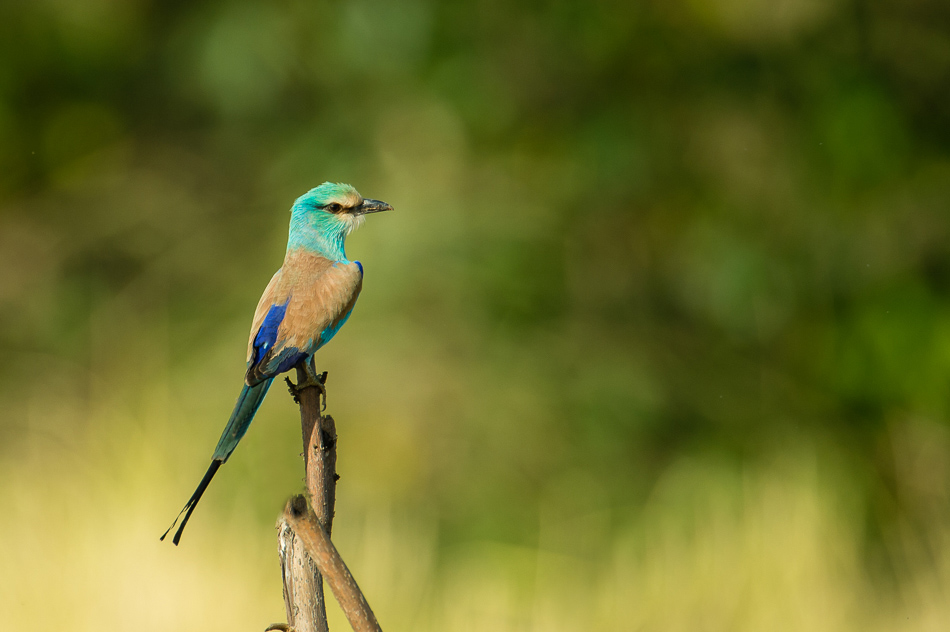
[287,215,349,262]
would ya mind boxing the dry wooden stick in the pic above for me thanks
[282,495,382,632]
[270,360,336,632]
[268,359,381,632]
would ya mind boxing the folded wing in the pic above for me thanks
[244,253,363,386]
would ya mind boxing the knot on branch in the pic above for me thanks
[290,494,308,518]
[319,422,337,453]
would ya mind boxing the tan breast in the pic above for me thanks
[246,249,362,362]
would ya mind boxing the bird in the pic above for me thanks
[162,182,393,545]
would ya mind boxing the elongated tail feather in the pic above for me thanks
[160,460,221,545]
[212,379,273,462]
[161,379,273,545]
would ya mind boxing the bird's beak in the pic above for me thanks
[356,199,394,215]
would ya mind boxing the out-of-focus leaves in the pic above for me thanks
[2,0,950,629]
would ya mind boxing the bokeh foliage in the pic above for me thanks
[2,0,950,629]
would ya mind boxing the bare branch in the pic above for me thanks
[274,360,382,632]
[276,361,335,632]
[283,496,382,632]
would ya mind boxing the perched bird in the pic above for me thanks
[162,182,393,545]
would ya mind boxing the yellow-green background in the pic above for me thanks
[2,1,950,630]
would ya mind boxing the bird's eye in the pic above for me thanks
[326,203,343,213]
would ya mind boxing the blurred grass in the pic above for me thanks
[2,0,950,629]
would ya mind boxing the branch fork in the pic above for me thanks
[270,360,381,632]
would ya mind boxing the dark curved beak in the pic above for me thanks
[356,199,394,215]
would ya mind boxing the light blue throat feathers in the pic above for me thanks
[287,185,359,262]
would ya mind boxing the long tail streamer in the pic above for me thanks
[161,379,273,545]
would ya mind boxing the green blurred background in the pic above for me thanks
[2,0,950,629]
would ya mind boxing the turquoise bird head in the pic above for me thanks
[288,182,393,261]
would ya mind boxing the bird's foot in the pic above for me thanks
[285,367,328,410]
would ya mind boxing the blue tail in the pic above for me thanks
[212,379,273,462]
[161,379,273,545]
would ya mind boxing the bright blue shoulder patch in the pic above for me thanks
[355,261,363,276]
[253,301,289,359]
[250,300,309,378]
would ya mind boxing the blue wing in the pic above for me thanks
[245,300,308,385]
